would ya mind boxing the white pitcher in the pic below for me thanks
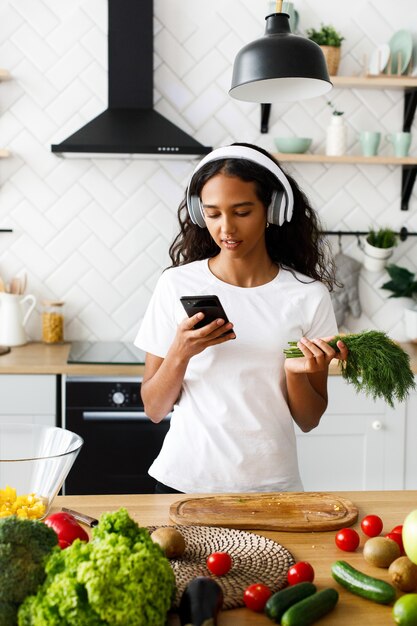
[0,292,36,346]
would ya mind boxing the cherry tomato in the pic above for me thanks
[44,512,89,549]
[206,552,232,576]
[335,527,360,552]
[391,525,403,535]
[243,583,272,612]
[287,561,315,585]
[386,531,404,554]
[361,514,383,537]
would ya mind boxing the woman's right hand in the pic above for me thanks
[172,312,235,360]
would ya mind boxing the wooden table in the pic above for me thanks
[53,491,417,625]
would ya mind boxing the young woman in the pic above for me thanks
[134,143,347,494]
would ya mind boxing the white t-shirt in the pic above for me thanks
[134,259,337,493]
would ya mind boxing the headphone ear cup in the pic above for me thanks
[267,190,287,226]
[188,194,206,228]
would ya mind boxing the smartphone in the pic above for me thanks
[180,295,234,336]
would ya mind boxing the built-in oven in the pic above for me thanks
[63,376,170,495]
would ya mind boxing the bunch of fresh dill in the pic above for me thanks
[283,330,415,407]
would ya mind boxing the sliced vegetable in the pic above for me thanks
[178,576,223,626]
[206,551,232,576]
[280,588,339,626]
[331,560,396,604]
[361,514,383,537]
[243,583,272,612]
[287,561,315,585]
[335,527,360,552]
[284,331,415,407]
[265,582,316,623]
[44,511,89,548]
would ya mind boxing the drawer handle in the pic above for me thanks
[372,420,382,431]
[82,411,171,422]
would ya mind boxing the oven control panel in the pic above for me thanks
[66,377,143,410]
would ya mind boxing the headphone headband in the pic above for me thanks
[186,145,294,228]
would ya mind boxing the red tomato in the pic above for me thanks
[44,512,89,549]
[361,514,383,537]
[386,531,404,554]
[391,525,403,535]
[206,552,232,576]
[287,561,315,585]
[243,583,272,612]
[335,528,360,552]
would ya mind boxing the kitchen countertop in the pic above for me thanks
[1,340,417,376]
[53,490,417,625]
[0,342,145,375]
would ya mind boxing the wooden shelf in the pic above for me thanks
[273,153,417,165]
[330,75,417,89]
[0,69,11,81]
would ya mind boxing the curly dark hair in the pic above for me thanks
[168,143,336,290]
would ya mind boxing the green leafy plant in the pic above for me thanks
[306,24,344,47]
[381,264,417,298]
[367,228,398,249]
[327,100,344,116]
[17,508,176,626]
[284,330,415,407]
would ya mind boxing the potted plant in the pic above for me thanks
[306,24,344,75]
[363,227,398,272]
[381,264,417,341]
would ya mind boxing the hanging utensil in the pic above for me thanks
[0,276,5,292]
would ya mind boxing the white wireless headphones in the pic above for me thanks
[186,145,294,228]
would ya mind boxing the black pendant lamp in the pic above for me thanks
[229,0,332,103]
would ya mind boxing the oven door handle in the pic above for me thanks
[82,411,171,422]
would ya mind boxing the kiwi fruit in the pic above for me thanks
[363,536,401,568]
[389,556,417,592]
[151,526,186,558]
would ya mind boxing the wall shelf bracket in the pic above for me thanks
[261,103,271,133]
[401,165,417,211]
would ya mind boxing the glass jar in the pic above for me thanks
[42,301,65,344]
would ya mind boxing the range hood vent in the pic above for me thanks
[51,0,212,158]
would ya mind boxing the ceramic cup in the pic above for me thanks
[360,131,381,157]
[386,131,412,157]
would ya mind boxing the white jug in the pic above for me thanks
[0,292,36,346]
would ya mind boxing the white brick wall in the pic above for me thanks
[0,0,416,341]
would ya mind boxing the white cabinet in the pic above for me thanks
[404,384,417,489]
[0,375,56,426]
[295,377,406,491]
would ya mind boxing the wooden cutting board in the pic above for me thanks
[169,492,358,532]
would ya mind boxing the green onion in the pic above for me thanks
[283,330,415,407]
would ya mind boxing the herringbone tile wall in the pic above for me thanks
[0,0,416,342]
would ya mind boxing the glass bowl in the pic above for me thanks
[0,423,83,519]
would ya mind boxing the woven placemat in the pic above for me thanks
[149,525,294,609]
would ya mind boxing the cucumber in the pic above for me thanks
[331,560,396,605]
[281,588,339,626]
[264,582,316,622]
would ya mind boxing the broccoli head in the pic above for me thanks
[18,508,176,626]
[0,515,58,625]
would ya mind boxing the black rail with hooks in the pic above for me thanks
[0,229,13,233]
[322,226,417,242]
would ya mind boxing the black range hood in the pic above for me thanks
[51,0,212,158]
